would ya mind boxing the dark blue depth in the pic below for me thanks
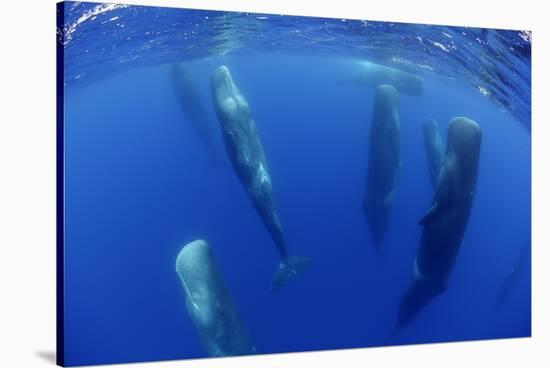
[59,2,531,366]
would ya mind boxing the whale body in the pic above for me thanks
[211,65,311,290]
[170,63,223,164]
[363,84,400,250]
[175,239,255,357]
[422,119,445,189]
[350,60,425,96]
[494,239,530,310]
[397,117,481,330]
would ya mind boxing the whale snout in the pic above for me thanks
[374,84,399,112]
[212,65,231,87]
[211,65,250,122]
[215,65,230,75]
[447,117,481,159]
[176,239,213,282]
[211,65,236,101]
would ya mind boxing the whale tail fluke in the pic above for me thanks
[272,256,312,291]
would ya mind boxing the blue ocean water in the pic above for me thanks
[59,2,531,366]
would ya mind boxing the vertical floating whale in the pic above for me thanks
[211,65,311,290]
[170,63,222,164]
[396,117,481,331]
[175,239,255,357]
[494,239,531,310]
[422,119,445,189]
[363,84,400,250]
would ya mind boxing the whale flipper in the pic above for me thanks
[272,256,312,291]
[419,163,455,226]
[418,192,454,226]
[419,200,447,226]
[397,117,481,329]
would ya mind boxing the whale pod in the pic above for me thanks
[176,239,255,357]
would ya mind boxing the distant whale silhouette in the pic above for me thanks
[176,239,255,357]
[211,65,311,290]
[422,119,445,189]
[396,117,481,331]
[363,84,400,250]
[347,60,425,96]
[170,63,223,165]
[494,239,530,311]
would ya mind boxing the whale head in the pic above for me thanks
[374,84,400,112]
[176,239,215,288]
[211,65,250,124]
[211,65,233,98]
[176,240,218,329]
[176,240,255,357]
[447,117,481,166]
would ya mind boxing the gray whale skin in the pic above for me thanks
[211,65,311,290]
[363,84,400,250]
[422,119,445,190]
[397,117,481,330]
[494,239,530,311]
[170,63,223,165]
[176,239,255,357]
[350,60,424,96]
